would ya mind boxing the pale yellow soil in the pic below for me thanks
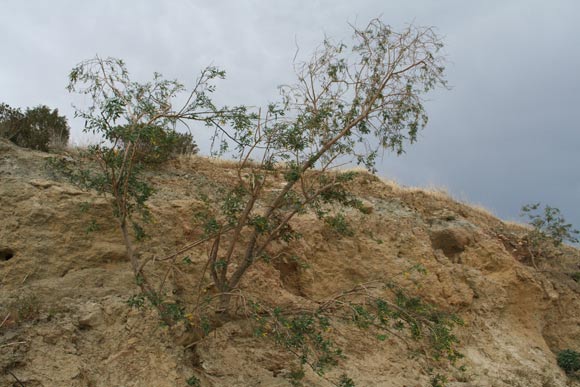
[1,138,579,387]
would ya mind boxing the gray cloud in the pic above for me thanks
[1,0,579,229]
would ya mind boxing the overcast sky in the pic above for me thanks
[1,0,579,228]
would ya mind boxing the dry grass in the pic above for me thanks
[463,202,497,219]
[503,220,533,233]
[65,143,507,226]
[376,176,502,222]
[183,155,271,171]
[407,184,453,200]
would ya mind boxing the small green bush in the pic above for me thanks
[0,103,26,142]
[557,349,580,375]
[521,203,579,246]
[288,369,305,387]
[520,203,579,268]
[325,213,354,237]
[430,374,448,387]
[10,294,41,323]
[128,124,198,164]
[0,103,70,151]
[338,374,356,387]
[186,375,201,386]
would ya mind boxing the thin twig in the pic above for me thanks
[154,226,234,263]
[21,269,35,284]
[0,341,27,349]
[0,313,10,330]
[193,251,213,312]
[8,371,25,387]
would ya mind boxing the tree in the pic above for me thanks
[64,20,459,384]
[187,21,457,380]
[199,19,446,311]
[65,56,251,314]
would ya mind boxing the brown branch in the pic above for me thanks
[208,234,222,290]
[1,341,27,349]
[8,371,25,387]
[0,313,10,330]
[221,179,262,274]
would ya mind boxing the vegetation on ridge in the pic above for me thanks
[0,102,70,151]
[521,202,579,269]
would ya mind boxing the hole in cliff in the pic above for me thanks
[273,257,304,297]
[0,248,14,261]
[429,229,469,259]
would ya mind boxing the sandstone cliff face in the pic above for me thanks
[1,138,579,387]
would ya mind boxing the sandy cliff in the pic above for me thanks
[1,138,579,387]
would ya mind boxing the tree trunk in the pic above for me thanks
[120,219,139,273]
[119,219,173,325]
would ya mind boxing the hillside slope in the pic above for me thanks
[1,139,579,387]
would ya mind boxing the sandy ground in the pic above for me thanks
[1,138,579,387]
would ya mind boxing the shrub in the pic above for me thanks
[128,124,198,164]
[521,203,579,246]
[9,294,41,323]
[242,267,462,385]
[557,349,580,375]
[520,203,579,268]
[186,375,201,386]
[0,103,25,140]
[0,103,70,151]
[325,213,354,237]
[338,374,355,387]
[430,374,448,387]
